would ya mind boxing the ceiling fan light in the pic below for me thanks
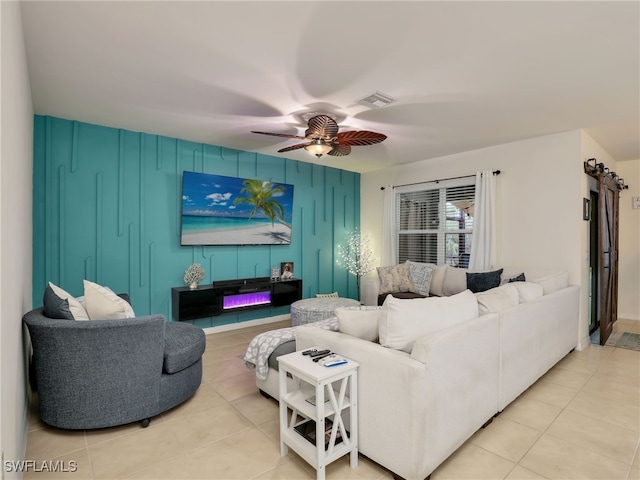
[304,139,332,157]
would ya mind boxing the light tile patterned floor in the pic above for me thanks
[23,319,640,480]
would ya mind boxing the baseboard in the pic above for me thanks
[576,336,591,351]
[202,314,290,335]
[618,313,640,321]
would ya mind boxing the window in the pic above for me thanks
[396,182,475,267]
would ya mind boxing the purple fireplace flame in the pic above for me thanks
[223,291,271,310]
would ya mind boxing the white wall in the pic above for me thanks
[616,159,640,320]
[361,130,590,343]
[1,1,34,473]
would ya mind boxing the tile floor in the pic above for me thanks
[23,319,640,480]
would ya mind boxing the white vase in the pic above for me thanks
[189,281,198,290]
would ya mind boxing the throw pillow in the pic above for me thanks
[510,281,544,302]
[316,292,339,298]
[466,269,504,293]
[83,280,136,320]
[47,282,90,320]
[475,284,519,315]
[442,267,468,296]
[335,306,382,342]
[379,290,479,353]
[429,264,449,296]
[42,284,75,320]
[508,273,526,283]
[377,262,412,294]
[407,262,434,296]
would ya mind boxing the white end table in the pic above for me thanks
[277,349,359,480]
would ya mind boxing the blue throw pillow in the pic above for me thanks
[508,273,526,283]
[466,268,504,293]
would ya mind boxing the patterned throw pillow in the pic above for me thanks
[407,262,434,296]
[377,262,412,294]
[316,292,339,298]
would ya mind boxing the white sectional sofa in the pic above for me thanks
[292,266,579,480]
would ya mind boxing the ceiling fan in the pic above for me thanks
[252,114,387,158]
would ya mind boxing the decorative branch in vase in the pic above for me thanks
[184,263,205,289]
[336,229,375,302]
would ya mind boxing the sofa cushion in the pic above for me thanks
[509,281,544,302]
[47,282,90,320]
[336,306,382,342]
[442,267,469,296]
[379,289,479,353]
[466,269,504,293]
[407,262,435,296]
[377,262,412,294]
[475,284,519,314]
[531,271,569,295]
[429,264,449,296]
[84,280,136,320]
[163,322,206,374]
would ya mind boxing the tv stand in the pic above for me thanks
[171,277,302,321]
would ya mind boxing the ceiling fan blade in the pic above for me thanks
[277,143,308,153]
[336,130,387,146]
[327,144,351,156]
[251,131,306,140]
[305,115,339,140]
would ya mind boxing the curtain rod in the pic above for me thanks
[380,170,501,190]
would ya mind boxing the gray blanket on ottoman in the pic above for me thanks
[243,317,339,380]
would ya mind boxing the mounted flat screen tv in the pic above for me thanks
[180,171,294,246]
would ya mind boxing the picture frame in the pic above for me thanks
[180,171,295,246]
[281,262,294,280]
[270,267,281,282]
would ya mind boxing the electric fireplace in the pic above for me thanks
[223,291,271,310]
[171,276,303,321]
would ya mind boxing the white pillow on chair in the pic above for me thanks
[83,280,135,320]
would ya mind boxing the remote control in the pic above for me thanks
[308,349,331,358]
[302,348,317,355]
[320,355,348,367]
[312,351,333,362]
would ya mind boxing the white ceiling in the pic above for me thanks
[20,1,640,174]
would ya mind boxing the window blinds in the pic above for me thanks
[397,184,475,267]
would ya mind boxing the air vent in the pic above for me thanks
[355,91,396,109]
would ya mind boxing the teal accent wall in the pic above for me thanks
[33,116,361,327]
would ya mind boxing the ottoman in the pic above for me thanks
[290,297,360,326]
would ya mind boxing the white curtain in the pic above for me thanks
[469,171,497,270]
[382,186,397,266]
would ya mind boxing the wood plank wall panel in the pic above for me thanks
[32,116,360,327]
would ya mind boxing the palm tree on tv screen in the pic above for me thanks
[234,179,291,229]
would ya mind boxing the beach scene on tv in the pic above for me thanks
[181,171,294,246]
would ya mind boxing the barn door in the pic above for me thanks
[597,175,620,345]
